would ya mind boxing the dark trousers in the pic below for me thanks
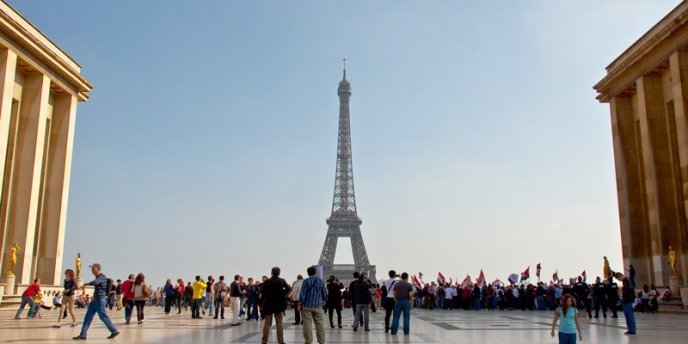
[293,302,301,324]
[214,297,225,319]
[134,300,146,322]
[176,295,183,313]
[326,304,342,327]
[384,299,395,331]
[192,298,202,318]
[124,299,134,322]
[164,295,174,314]
[246,299,258,320]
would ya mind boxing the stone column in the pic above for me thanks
[610,95,650,282]
[668,51,688,286]
[0,48,16,274]
[5,72,50,285]
[35,94,76,285]
[636,74,680,287]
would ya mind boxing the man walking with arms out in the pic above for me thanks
[391,272,414,336]
[299,266,328,344]
[73,263,119,340]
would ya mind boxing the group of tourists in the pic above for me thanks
[11,258,663,343]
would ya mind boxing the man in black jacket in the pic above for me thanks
[260,267,291,344]
[352,273,371,332]
[615,272,636,335]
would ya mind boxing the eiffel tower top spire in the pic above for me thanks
[330,60,357,220]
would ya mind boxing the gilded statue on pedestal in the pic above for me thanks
[75,252,81,279]
[5,242,19,276]
[603,256,611,280]
[668,245,677,276]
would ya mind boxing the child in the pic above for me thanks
[550,294,582,344]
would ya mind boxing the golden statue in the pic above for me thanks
[75,252,81,279]
[603,256,611,280]
[5,242,19,276]
[668,245,677,276]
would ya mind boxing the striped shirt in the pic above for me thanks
[299,276,327,308]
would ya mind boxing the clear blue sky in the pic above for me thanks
[7,0,680,286]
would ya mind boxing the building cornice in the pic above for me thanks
[0,1,92,101]
[594,2,688,103]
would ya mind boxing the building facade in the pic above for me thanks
[0,1,92,288]
[595,2,688,289]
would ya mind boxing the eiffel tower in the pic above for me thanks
[318,60,376,283]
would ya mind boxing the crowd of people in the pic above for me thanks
[11,259,674,343]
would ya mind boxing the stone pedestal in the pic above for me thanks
[669,275,682,298]
[0,274,16,295]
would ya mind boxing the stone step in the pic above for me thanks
[0,295,22,309]
[657,300,686,313]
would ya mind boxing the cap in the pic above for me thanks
[89,263,101,269]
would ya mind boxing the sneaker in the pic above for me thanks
[72,336,87,340]
[107,331,120,339]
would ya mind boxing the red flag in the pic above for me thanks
[536,263,541,280]
[476,269,486,288]
[581,270,586,282]
[461,274,472,288]
[418,272,424,280]
[552,270,559,282]
[520,266,530,281]
[437,272,446,285]
[412,275,423,289]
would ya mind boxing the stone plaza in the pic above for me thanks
[1,306,687,343]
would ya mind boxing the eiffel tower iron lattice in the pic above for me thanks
[317,61,376,283]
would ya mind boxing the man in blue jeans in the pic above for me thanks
[391,272,414,335]
[615,272,636,335]
[73,263,119,340]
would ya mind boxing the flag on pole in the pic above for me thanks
[536,263,541,281]
[581,270,586,283]
[552,270,559,282]
[461,274,472,288]
[492,279,504,287]
[418,272,424,280]
[437,272,446,285]
[448,277,453,285]
[508,273,519,285]
[412,275,423,289]
[476,269,486,288]
[520,266,530,281]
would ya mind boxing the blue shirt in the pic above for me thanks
[556,306,578,334]
[85,273,109,298]
[164,284,175,297]
[299,276,327,308]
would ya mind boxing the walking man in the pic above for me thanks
[260,267,291,344]
[121,274,135,324]
[615,272,636,335]
[382,270,398,333]
[352,273,371,332]
[73,263,119,340]
[299,266,328,344]
[391,272,414,335]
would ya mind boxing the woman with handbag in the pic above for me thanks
[132,273,151,324]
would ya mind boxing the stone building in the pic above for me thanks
[594,2,688,293]
[0,0,92,290]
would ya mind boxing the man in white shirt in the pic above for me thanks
[383,270,398,333]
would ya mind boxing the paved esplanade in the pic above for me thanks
[2,307,687,343]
